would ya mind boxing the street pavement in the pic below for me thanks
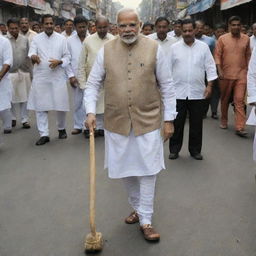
[0,109,256,256]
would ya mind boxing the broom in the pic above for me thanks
[85,129,104,253]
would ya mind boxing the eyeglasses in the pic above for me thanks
[118,23,138,29]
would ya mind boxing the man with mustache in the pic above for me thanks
[20,17,37,45]
[84,8,177,241]
[27,14,71,145]
[148,17,177,56]
[215,16,250,137]
[169,19,217,160]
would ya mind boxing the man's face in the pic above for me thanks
[0,24,7,35]
[75,22,87,37]
[241,26,247,34]
[20,18,29,33]
[8,23,19,39]
[117,12,140,44]
[54,25,62,33]
[65,21,73,33]
[253,24,256,37]
[155,20,169,40]
[215,28,225,39]
[229,20,241,36]
[32,24,40,33]
[182,23,195,44]
[96,20,109,39]
[88,22,96,34]
[174,24,182,37]
[43,17,54,36]
[195,22,204,38]
[142,25,153,36]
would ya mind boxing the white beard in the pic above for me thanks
[120,35,138,44]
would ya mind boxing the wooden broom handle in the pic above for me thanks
[89,129,96,236]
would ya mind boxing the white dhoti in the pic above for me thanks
[104,128,165,179]
[36,111,66,137]
[72,86,85,130]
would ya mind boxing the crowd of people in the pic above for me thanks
[1,8,256,241]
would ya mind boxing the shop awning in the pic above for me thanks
[187,0,216,15]
[177,8,188,19]
[221,0,252,10]
[28,0,45,10]
[3,0,27,6]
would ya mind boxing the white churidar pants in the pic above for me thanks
[0,109,12,130]
[72,86,85,130]
[11,102,29,123]
[123,175,157,226]
[36,111,66,137]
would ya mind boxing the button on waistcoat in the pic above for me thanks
[103,35,162,136]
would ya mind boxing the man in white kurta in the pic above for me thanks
[247,47,256,161]
[0,35,13,140]
[7,18,31,129]
[84,9,176,241]
[148,17,177,58]
[77,16,115,138]
[28,14,71,146]
[66,16,88,135]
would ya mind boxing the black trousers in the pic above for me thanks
[169,99,205,155]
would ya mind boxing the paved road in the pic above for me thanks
[0,109,256,256]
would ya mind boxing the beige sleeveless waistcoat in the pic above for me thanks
[104,35,161,136]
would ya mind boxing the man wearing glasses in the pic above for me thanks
[84,8,177,241]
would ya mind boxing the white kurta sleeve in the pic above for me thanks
[60,39,71,68]
[155,46,177,121]
[65,40,75,78]
[204,46,218,82]
[77,41,88,89]
[84,47,105,114]
[247,47,256,104]
[28,38,37,58]
[3,39,13,67]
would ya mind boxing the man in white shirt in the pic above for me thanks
[66,16,88,135]
[61,19,76,38]
[85,8,176,241]
[148,17,177,56]
[168,19,182,41]
[28,14,71,145]
[250,23,256,51]
[0,35,13,136]
[169,19,217,160]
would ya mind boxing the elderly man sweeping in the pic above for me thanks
[84,8,176,241]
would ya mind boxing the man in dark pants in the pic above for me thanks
[168,19,217,160]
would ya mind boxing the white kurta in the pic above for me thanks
[84,46,177,179]
[27,32,71,112]
[247,47,256,161]
[0,35,13,111]
[77,33,115,114]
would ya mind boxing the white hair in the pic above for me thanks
[116,8,140,23]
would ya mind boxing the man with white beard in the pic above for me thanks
[84,8,177,241]
[0,35,13,141]
[28,14,71,145]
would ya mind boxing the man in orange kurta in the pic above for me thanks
[215,16,251,137]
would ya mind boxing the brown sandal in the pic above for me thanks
[140,224,160,241]
[125,211,139,224]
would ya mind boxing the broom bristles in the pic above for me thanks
[85,232,104,252]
